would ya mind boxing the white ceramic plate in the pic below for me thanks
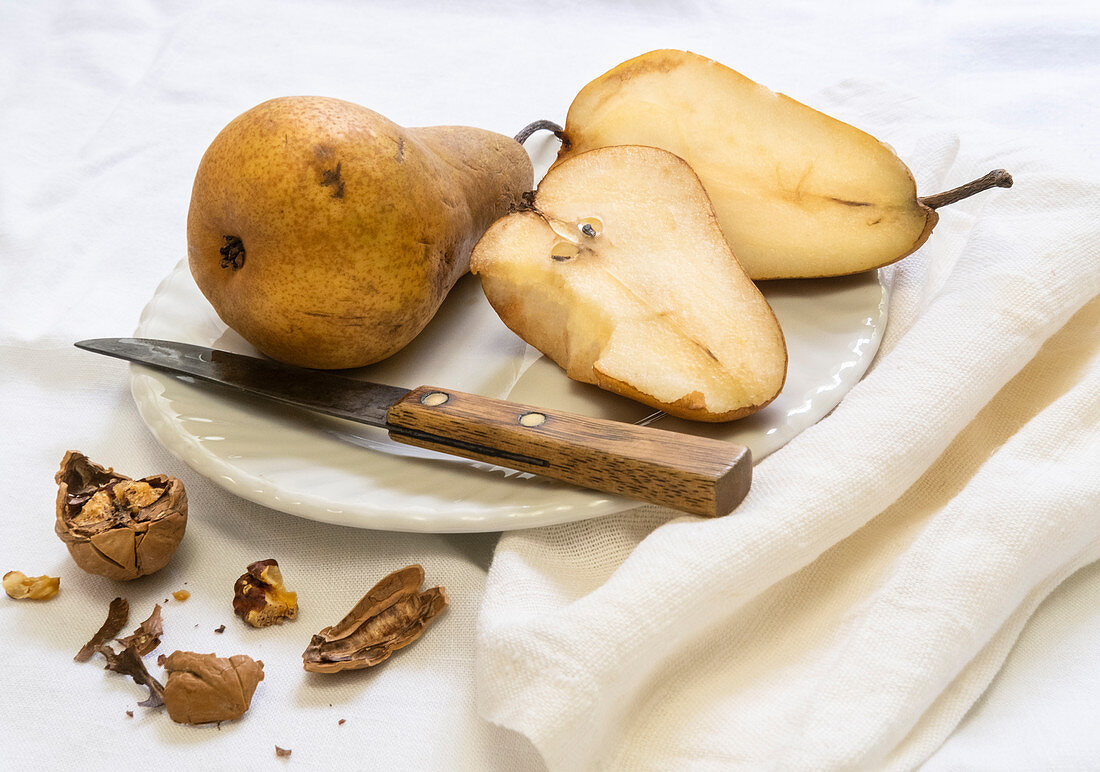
[130,259,887,532]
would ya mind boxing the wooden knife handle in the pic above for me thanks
[385,385,752,517]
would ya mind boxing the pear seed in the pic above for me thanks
[550,241,580,262]
[578,217,603,237]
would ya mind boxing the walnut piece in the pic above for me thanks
[75,597,130,662]
[302,564,447,673]
[100,642,166,708]
[72,491,115,527]
[54,451,187,581]
[162,651,264,725]
[233,559,298,627]
[3,571,60,600]
[117,604,163,657]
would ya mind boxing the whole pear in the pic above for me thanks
[188,96,533,369]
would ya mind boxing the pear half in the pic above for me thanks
[471,145,787,422]
[555,50,1010,280]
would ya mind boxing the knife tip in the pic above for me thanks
[75,337,143,351]
[74,338,137,356]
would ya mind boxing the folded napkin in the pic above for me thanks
[475,85,1100,770]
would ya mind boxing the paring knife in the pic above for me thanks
[75,338,752,517]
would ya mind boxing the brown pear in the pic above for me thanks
[188,96,533,369]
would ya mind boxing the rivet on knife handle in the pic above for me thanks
[385,386,752,517]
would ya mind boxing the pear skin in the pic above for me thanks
[188,96,533,369]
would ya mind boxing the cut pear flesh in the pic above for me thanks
[471,145,787,422]
[556,49,937,280]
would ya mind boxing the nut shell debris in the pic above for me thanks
[3,571,60,600]
[75,597,130,662]
[117,604,164,657]
[302,564,447,673]
[162,651,265,725]
[233,559,298,627]
[54,451,187,581]
[99,643,166,708]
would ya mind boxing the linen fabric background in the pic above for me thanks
[2,1,1098,769]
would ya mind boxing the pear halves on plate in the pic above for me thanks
[471,145,787,422]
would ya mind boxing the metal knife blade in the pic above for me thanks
[74,338,408,428]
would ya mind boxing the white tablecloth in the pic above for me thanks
[2,1,1097,769]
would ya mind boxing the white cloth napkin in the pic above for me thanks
[475,88,1100,770]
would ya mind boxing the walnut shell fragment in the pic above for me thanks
[117,604,163,657]
[233,559,298,627]
[3,571,60,600]
[54,451,187,581]
[302,564,447,674]
[75,597,130,662]
[100,643,166,708]
[162,651,265,725]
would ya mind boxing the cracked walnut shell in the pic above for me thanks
[302,564,447,673]
[54,451,187,581]
[233,559,298,627]
[162,651,264,725]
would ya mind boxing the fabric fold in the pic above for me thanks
[476,98,1100,769]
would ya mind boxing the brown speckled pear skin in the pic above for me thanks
[187,96,533,369]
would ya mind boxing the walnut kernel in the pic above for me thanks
[73,490,115,527]
[233,559,298,627]
[3,571,60,600]
[113,481,162,511]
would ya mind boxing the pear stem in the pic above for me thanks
[919,169,1013,210]
[514,120,571,151]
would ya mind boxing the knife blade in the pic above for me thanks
[75,337,752,517]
